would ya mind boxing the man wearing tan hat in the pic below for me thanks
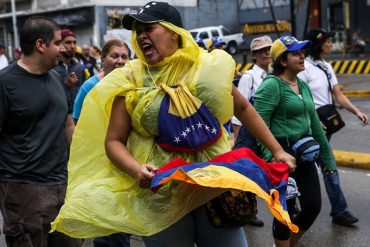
[231,35,273,227]
[232,35,273,139]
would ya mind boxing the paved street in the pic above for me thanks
[0,74,369,246]
[246,167,370,247]
[331,74,370,153]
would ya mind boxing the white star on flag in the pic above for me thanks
[174,137,181,143]
[181,131,187,137]
[196,122,203,128]
[191,125,195,130]
[205,125,210,131]
[152,2,157,5]
[212,128,217,134]
[185,127,191,133]
[145,5,151,8]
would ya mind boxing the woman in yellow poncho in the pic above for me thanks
[52,1,296,246]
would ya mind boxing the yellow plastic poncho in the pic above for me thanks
[51,22,236,238]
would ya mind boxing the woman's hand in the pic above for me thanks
[355,111,369,125]
[106,96,156,189]
[273,150,296,173]
[134,164,156,189]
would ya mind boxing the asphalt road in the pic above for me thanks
[246,167,370,247]
[330,98,370,153]
[330,74,370,153]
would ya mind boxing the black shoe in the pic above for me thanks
[247,216,264,227]
[332,211,359,226]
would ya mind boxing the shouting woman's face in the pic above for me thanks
[135,22,180,64]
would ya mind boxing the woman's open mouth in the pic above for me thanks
[142,43,155,57]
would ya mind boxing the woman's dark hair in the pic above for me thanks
[272,51,288,76]
[305,39,326,60]
[101,39,131,59]
[20,16,59,56]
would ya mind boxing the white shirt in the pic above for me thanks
[0,54,8,70]
[231,64,268,126]
[298,56,338,109]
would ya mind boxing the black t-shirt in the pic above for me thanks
[0,63,69,184]
[54,59,86,112]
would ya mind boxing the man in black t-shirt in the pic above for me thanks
[0,17,81,246]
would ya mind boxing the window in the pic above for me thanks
[199,31,209,39]
[239,0,289,10]
[221,27,230,35]
[211,29,220,37]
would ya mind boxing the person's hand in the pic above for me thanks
[355,111,368,125]
[66,72,78,87]
[134,164,156,189]
[273,150,296,173]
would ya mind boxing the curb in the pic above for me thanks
[333,150,370,170]
[342,90,370,97]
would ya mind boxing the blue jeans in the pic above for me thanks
[319,134,348,217]
[93,233,131,247]
[233,126,261,156]
[142,205,248,247]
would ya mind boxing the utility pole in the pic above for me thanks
[11,0,19,48]
[290,0,296,36]
[342,0,350,58]
[267,0,281,37]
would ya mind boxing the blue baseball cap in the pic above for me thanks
[271,35,311,59]
[195,37,204,45]
[209,36,225,47]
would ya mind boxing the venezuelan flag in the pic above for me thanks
[151,147,298,233]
